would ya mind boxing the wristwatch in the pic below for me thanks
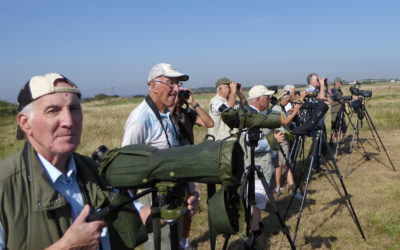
[192,103,200,109]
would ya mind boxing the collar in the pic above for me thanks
[249,104,261,113]
[37,153,76,184]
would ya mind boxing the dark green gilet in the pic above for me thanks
[0,143,147,250]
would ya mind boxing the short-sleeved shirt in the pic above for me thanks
[122,99,181,148]
[207,95,238,140]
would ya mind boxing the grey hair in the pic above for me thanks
[19,102,35,120]
[283,84,295,92]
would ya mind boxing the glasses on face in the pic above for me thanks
[153,80,183,88]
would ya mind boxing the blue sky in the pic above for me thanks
[1,0,399,102]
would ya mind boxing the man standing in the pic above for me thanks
[330,77,347,143]
[122,63,198,249]
[207,77,241,141]
[0,73,155,249]
[244,85,284,242]
[304,73,333,171]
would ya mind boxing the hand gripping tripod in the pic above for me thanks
[283,128,366,244]
[238,127,296,250]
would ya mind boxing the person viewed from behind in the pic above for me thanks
[0,73,199,249]
[207,77,241,141]
[330,77,348,143]
[121,63,199,250]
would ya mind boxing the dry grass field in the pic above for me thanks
[1,82,399,249]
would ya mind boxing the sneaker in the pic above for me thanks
[293,191,304,201]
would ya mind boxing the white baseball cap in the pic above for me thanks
[248,85,275,99]
[147,63,189,83]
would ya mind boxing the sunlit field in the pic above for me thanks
[1,82,399,249]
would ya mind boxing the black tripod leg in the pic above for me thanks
[170,222,181,249]
[364,108,397,171]
[255,168,296,250]
[323,141,366,240]
[290,133,320,244]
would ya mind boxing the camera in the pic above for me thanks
[286,90,301,95]
[236,83,241,89]
[267,85,278,94]
[178,89,191,99]
[349,86,372,98]
[333,95,353,102]
[305,90,318,98]
[320,78,328,88]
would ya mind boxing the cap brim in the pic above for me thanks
[163,73,189,81]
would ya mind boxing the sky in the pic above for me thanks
[1,0,399,102]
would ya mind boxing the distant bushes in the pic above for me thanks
[0,100,17,118]
[83,93,119,102]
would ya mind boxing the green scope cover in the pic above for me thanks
[98,141,244,190]
[221,107,281,130]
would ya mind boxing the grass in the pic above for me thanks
[1,82,399,249]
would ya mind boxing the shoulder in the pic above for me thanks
[0,150,24,182]
[126,100,155,125]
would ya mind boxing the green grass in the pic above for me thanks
[92,97,144,107]
[1,83,400,249]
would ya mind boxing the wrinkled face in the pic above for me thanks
[21,82,83,158]
[218,84,230,98]
[310,75,320,88]
[258,95,271,111]
[151,76,180,108]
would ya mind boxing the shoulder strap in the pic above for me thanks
[145,95,172,148]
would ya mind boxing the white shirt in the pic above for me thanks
[122,99,180,148]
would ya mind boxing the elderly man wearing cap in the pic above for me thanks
[207,77,241,141]
[330,77,348,143]
[244,85,284,241]
[0,73,168,249]
[121,63,199,250]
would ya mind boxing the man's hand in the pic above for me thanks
[293,103,301,112]
[229,82,238,91]
[274,132,285,143]
[46,205,106,250]
[186,191,200,216]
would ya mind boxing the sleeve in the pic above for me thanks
[121,118,148,147]
[254,138,271,153]
[210,98,227,115]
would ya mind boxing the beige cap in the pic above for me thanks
[248,85,275,99]
[16,73,81,139]
[147,63,189,83]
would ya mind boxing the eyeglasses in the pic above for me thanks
[153,80,183,88]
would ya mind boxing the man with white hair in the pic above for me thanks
[122,63,199,249]
[1,73,194,249]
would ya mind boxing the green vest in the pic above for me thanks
[0,143,147,250]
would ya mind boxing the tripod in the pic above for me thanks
[238,127,296,250]
[339,98,397,175]
[283,128,366,243]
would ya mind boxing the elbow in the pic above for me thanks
[206,120,214,128]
